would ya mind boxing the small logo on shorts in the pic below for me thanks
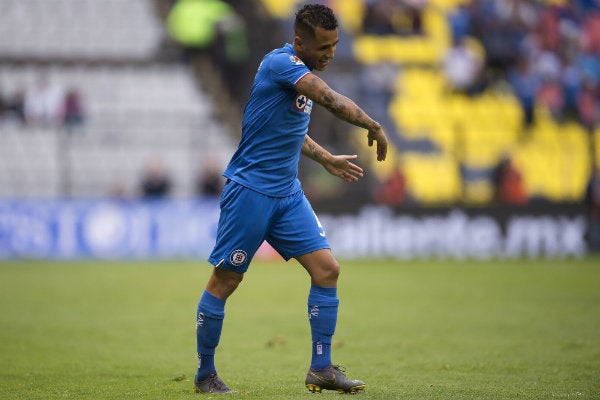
[229,249,247,267]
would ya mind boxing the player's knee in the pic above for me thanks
[318,259,340,285]
[327,259,340,280]
[223,273,243,292]
[209,268,244,299]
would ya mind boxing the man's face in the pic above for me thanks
[294,27,339,71]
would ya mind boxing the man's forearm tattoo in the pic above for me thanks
[320,87,372,129]
[305,138,325,162]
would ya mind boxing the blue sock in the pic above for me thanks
[196,290,225,382]
[308,285,339,371]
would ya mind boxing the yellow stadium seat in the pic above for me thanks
[352,36,381,65]
[463,180,494,205]
[513,136,591,202]
[353,8,449,65]
[429,120,457,151]
[400,154,461,204]
[594,127,600,168]
[330,0,365,34]
[260,0,298,19]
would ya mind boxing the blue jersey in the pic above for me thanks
[223,43,313,197]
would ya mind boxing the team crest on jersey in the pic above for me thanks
[293,94,313,115]
[289,55,304,65]
[229,249,247,266]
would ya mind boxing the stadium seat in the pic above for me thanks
[259,0,299,19]
[0,0,161,60]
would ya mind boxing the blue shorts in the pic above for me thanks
[208,181,330,273]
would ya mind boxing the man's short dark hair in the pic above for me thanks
[294,4,338,38]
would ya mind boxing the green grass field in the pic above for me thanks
[1,257,599,399]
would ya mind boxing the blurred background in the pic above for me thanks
[0,0,598,259]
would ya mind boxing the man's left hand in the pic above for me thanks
[324,155,364,183]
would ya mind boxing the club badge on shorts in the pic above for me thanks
[229,249,248,267]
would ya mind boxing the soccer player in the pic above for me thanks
[194,3,388,394]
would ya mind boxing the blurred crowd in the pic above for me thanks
[0,76,84,130]
[137,154,225,200]
[353,0,600,132]
[446,0,600,131]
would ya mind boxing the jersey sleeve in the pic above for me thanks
[269,52,311,88]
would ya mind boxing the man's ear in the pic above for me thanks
[293,35,303,49]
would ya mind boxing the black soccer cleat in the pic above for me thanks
[194,373,234,394]
[305,365,366,394]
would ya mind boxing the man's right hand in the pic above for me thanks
[368,125,388,162]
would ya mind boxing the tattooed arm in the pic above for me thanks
[296,73,388,161]
[301,135,363,183]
